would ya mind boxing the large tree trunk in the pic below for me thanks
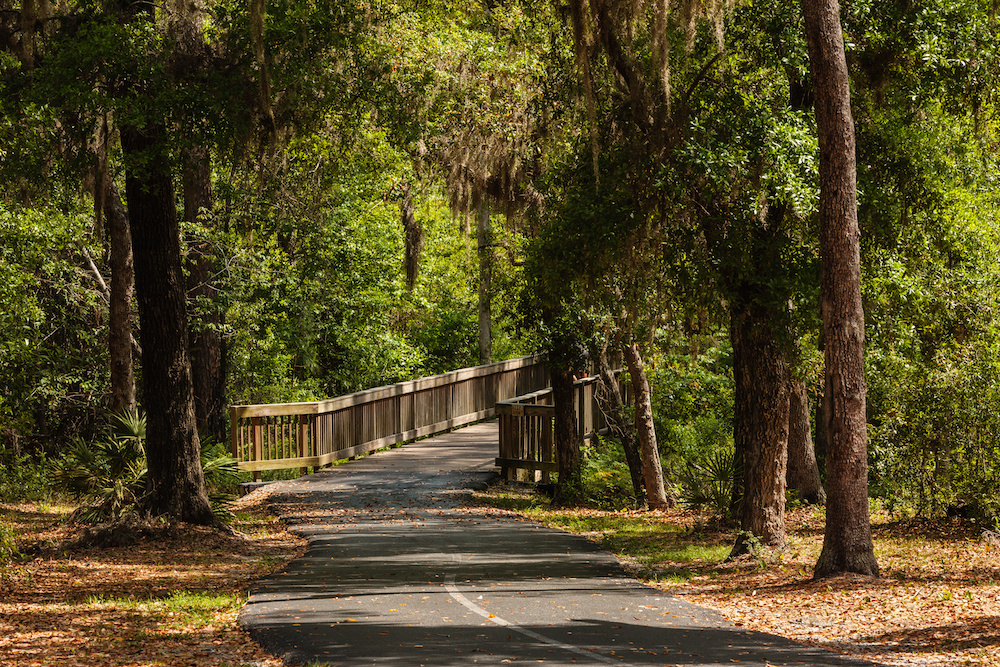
[122,122,214,525]
[551,365,581,505]
[729,299,789,557]
[182,147,227,444]
[105,181,136,415]
[787,378,826,504]
[802,0,879,578]
[167,0,226,444]
[477,200,492,364]
[597,350,644,501]
[622,341,670,509]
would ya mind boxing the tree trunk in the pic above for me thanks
[802,0,879,578]
[622,341,670,509]
[182,147,226,444]
[787,378,826,504]
[814,387,828,476]
[122,123,214,525]
[729,299,789,557]
[105,181,136,415]
[597,350,644,501]
[477,200,492,364]
[551,365,581,505]
[164,0,226,444]
[401,182,422,289]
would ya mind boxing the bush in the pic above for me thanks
[0,447,56,502]
[864,194,1000,520]
[648,341,736,498]
[52,411,241,523]
[677,446,737,517]
[580,437,638,509]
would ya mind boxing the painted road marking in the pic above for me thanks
[444,573,633,665]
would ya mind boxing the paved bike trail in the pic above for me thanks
[240,421,879,667]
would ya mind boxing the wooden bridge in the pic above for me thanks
[229,355,621,482]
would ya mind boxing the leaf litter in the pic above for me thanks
[472,489,1000,667]
[0,489,305,667]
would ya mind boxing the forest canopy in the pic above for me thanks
[1,0,999,547]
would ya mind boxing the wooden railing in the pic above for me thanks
[495,372,627,482]
[230,355,549,478]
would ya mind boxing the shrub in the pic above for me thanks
[580,437,638,509]
[0,447,56,502]
[52,410,240,523]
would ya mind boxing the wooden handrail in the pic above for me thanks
[230,354,549,479]
[495,372,628,482]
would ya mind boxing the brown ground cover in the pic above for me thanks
[665,507,1000,666]
[4,489,999,666]
[471,493,1000,667]
[0,492,305,667]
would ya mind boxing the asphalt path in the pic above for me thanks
[240,420,879,667]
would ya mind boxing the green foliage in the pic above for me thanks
[52,411,240,523]
[52,410,148,522]
[580,438,638,510]
[222,124,500,402]
[865,187,1000,519]
[678,447,737,518]
[0,448,56,503]
[0,203,107,455]
[0,523,19,563]
[649,341,735,478]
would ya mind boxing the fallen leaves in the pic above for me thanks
[475,489,1000,666]
[654,508,1000,666]
[0,494,306,667]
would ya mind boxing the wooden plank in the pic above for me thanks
[494,457,558,472]
[230,408,240,460]
[541,414,553,484]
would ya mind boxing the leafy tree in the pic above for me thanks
[0,204,107,453]
[803,0,879,578]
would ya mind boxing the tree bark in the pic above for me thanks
[802,0,879,577]
[787,378,826,504]
[551,365,581,505]
[182,147,226,444]
[401,182,422,289]
[622,341,670,509]
[729,299,789,557]
[597,350,644,501]
[164,0,226,444]
[477,200,492,364]
[122,122,214,525]
[105,181,136,415]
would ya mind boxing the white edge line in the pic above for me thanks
[444,573,629,665]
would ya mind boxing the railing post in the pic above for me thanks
[229,407,239,461]
[541,413,553,484]
[251,416,263,482]
[299,415,309,477]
